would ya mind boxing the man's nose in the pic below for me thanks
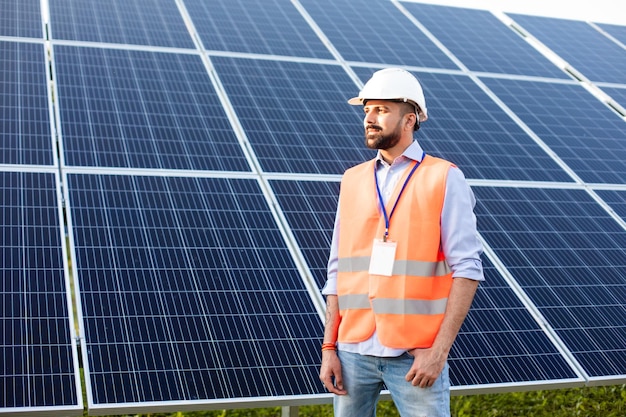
[364,109,376,125]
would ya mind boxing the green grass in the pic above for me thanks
[82,384,625,417]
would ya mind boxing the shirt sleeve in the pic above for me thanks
[442,167,484,281]
[321,204,340,296]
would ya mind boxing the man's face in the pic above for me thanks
[362,100,408,150]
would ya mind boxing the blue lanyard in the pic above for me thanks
[374,153,425,242]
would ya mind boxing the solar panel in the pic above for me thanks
[352,67,574,182]
[183,0,333,59]
[601,85,626,111]
[480,77,626,184]
[0,170,81,414]
[48,0,195,48]
[1,41,54,166]
[298,0,457,68]
[474,186,626,381]
[507,13,626,84]
[212,56,372,174]
[269,180,339,291]
[0,0,42,38]
[53,45,250,171]
[400,2,569,79]
[597,22,626,46]
[66,173,326,411]
[596,189,626,221]
[449,256,582,388]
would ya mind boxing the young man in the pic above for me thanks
[319,68,484,416]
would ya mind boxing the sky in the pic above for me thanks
[408,0,626,26]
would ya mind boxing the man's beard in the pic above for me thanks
[364,122,402,150]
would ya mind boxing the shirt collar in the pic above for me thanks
[375,140,425,166]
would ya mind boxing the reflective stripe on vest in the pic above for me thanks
[339,294,448,315]
[336,155,454,349]
[338,257,452,277]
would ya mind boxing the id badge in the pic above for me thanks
[368,239,397,276]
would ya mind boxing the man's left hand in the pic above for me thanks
[404,347,447,388]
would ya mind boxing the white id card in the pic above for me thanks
[368,239,397,276]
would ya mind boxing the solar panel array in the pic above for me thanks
[2,0,625,414]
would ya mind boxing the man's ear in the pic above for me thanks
[406,113,417,130]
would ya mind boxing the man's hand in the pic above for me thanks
[319,350,347,395]
[404,347,447,388]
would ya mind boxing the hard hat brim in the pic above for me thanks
[347,96,428,122]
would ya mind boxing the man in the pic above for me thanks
[319,67,484,416]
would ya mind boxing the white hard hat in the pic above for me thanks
[348,68,428,123]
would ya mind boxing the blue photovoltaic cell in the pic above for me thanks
[48,0,194,48]
[507,14,626,85]
[0,0,42,38]
[400,2,568,79]
[270,179,579,386]
[67,174,325,406]
[602,86,626,111]
[481,77,626,184]
[183,0,333,59]
[596,190,626,221]
[1,41,53,166]
[352,67,573,182]
[450,256,579,386]
[474,186,626,379]
[597,22,626,46]
[0,171,80,411]
[270,180,340,290]
[298,0,457,69]
[54,46,249,171]
[212,57,374,175]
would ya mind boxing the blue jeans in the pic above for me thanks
[334,350,450,417]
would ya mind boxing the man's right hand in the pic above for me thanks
[319,350,347,395]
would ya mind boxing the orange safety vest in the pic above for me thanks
[337,155,454,349]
